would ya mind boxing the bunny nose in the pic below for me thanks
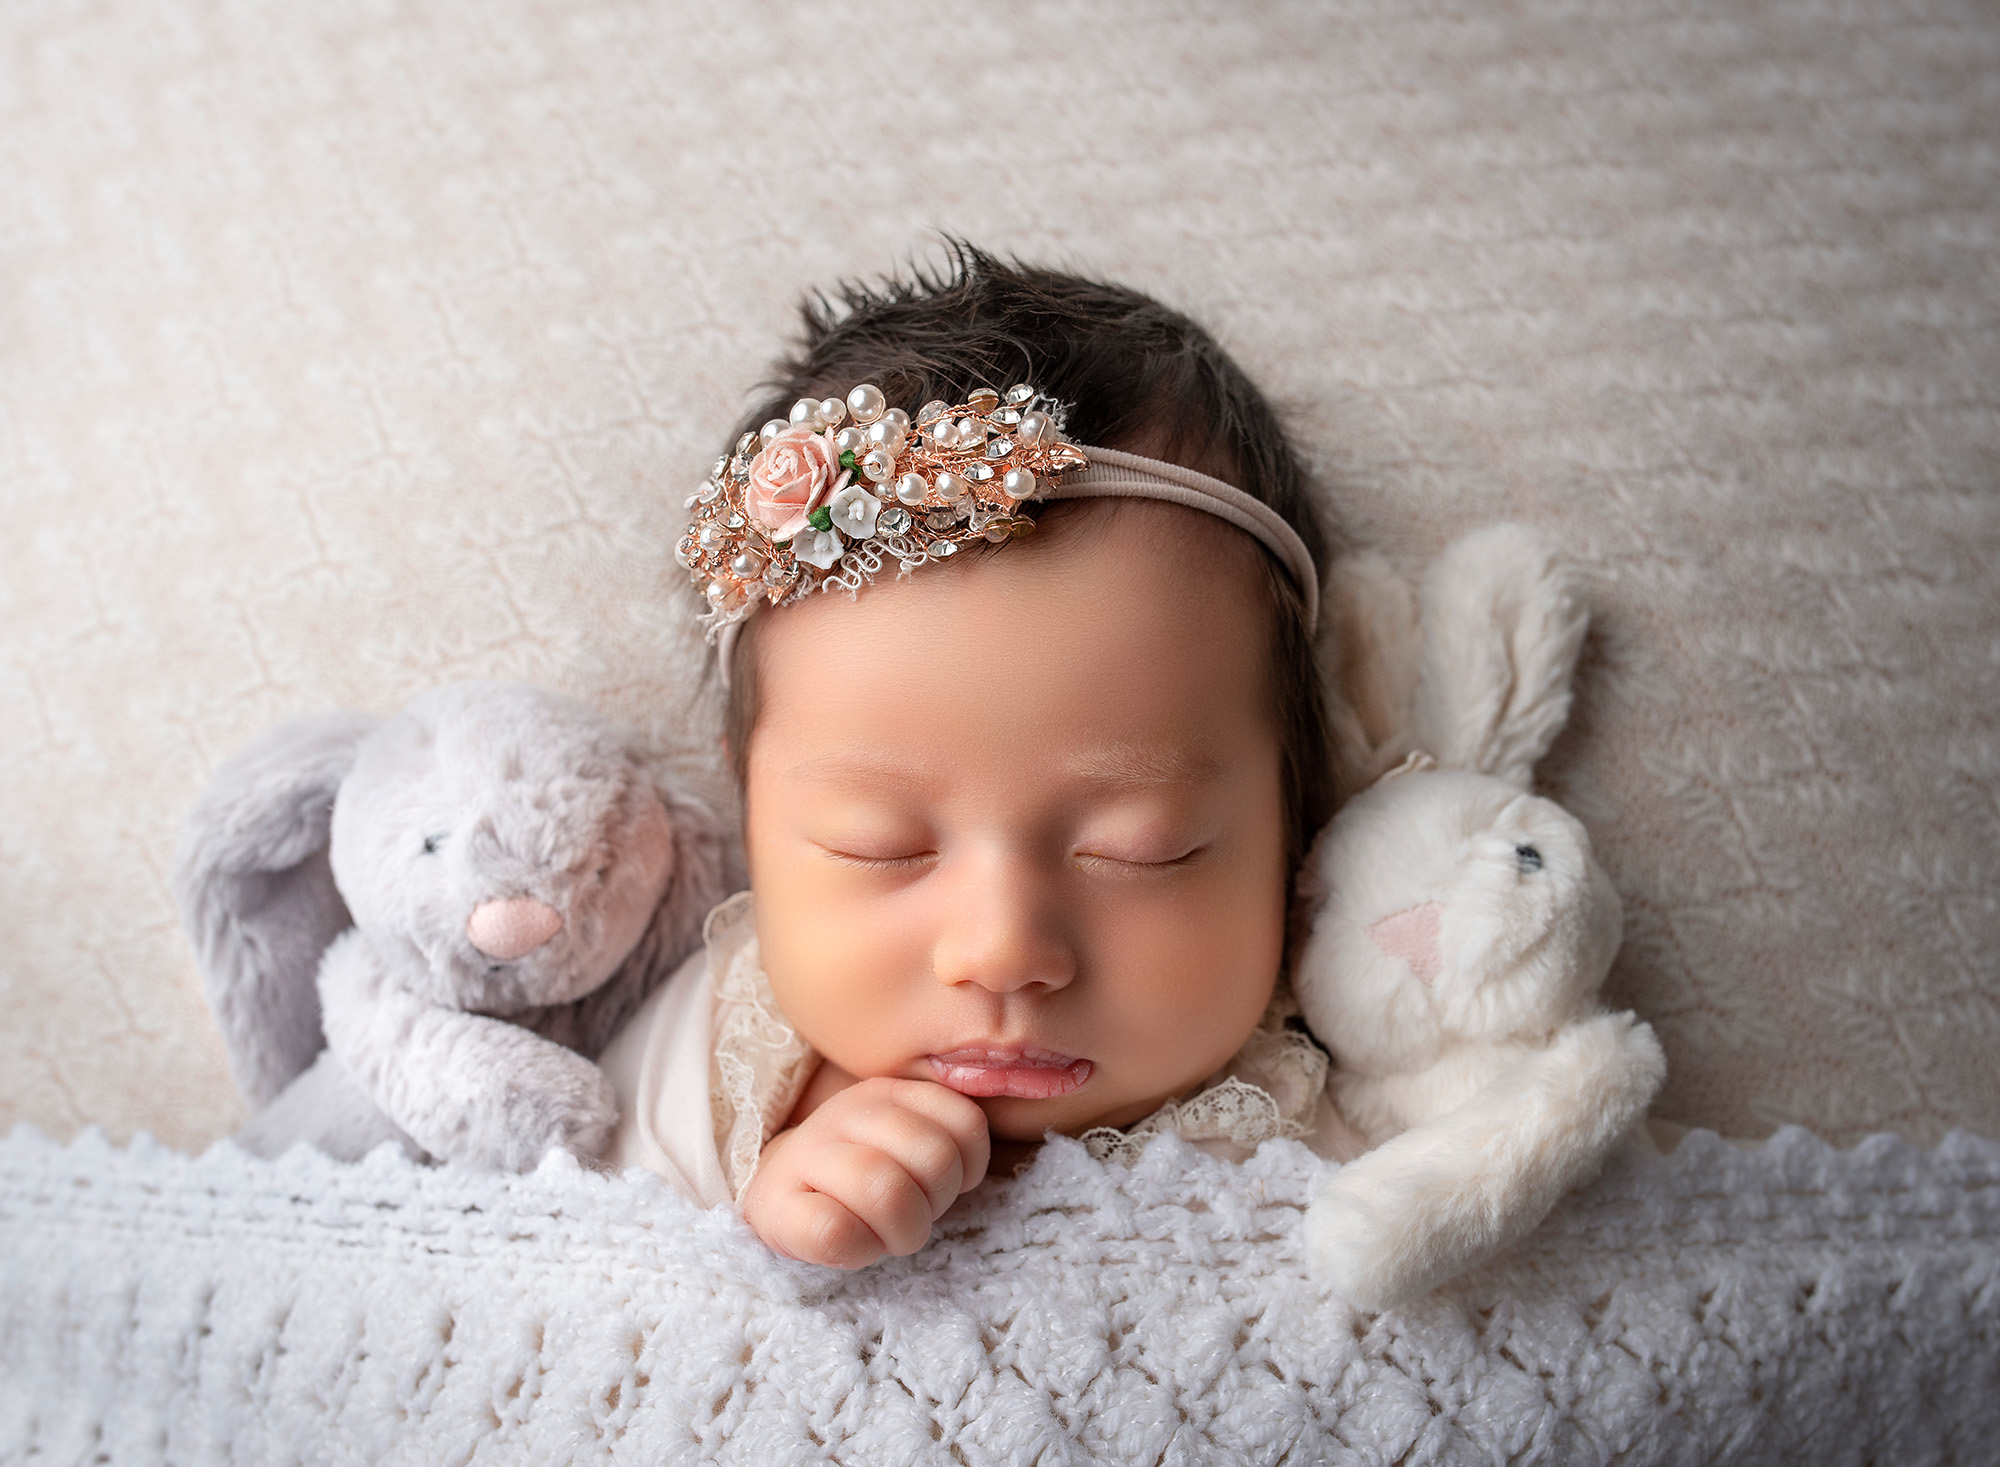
[466,897,564,960]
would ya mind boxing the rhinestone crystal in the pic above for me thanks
[878,506,911,535]
[917,399,949,425]
[933,539,958,557]
[1005,383,1035,404]
[965,462,995,482]
[966,386,1000,414]
[985,437,1013,459]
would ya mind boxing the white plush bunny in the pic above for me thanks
[1297,525,1666,1310]
[175,681,723,1170]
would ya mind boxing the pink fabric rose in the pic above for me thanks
[746,428,848,541]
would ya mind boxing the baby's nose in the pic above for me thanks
[932,875,1075,995]
[466,896,564,960]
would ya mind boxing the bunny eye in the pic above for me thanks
[1515,844,1543,873]
[421,833,447,855]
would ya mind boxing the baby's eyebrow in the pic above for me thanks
[1064,744,1224,789]
[779,745,1223,792]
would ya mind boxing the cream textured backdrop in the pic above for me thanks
[2,0,1996,1152]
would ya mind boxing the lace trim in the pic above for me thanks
[704,894,817,1201]
[700,894,1330,1187]
[1080,993,1330,1166]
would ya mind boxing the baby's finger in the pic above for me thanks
[830,1102,973,1219]
[797,1139,939,1259]
[759,1185,885,1270]
[879,1079,992,1196]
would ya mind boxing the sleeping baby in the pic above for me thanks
[598,244,1365,1267]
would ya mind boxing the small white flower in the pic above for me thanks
[827,483,882,540]
[790,526,845,570]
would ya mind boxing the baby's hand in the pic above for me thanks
[740,1077,990,1269]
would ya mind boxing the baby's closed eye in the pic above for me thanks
[810,830,938,871]
[1071,823,1214,870]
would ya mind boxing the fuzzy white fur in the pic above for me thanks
[174,681,722,1170]
[1299,525,1665,1310]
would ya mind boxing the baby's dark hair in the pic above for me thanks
[723,243,1336,874]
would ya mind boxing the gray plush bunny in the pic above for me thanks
[175,681,723,1170]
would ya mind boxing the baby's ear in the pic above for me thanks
[1410,524,1587,788]
[174,711,379,1104]
[1321,551,1421,799]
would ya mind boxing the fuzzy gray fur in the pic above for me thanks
[175,682,723,1170]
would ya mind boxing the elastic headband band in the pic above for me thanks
[1046,447,1320,635]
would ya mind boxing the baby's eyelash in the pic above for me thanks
[819,847,934,871]
[1076,846,1206,871]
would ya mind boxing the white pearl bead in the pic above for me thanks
[882,407,910,437]
[789,397,820,427]
[1016,411,1052,447]
[818,397,846,428]
[730,551,764,578]
[928,419,959,449]
[895,472,928,504]
[847,383,886,425]
[861,447,896,483]
[760,419,787,447]
[1003,467,1037,501]
[705,579,730,605]
[865,420,907,455]
[933,470,965,500]
[834,426,867,456]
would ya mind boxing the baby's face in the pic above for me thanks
[742,501,1288,1142]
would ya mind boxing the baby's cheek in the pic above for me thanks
[1099,896,1280,1082]
[759,900,931,1074]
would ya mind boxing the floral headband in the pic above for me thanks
[678,381,1320,659]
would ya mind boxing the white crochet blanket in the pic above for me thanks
[4,1126,1996,1464]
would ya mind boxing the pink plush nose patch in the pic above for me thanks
[466,896,564,960]
[1368,901,1443,985]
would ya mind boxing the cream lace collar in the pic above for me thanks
[700,893,1329,1199]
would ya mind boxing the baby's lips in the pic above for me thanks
[926,1050,1094,1101]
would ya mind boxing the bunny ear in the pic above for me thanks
[1409,524,1588,787]
[1321,551,1422,799]
[173,712,378,1104]
[559,782,727,1060]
